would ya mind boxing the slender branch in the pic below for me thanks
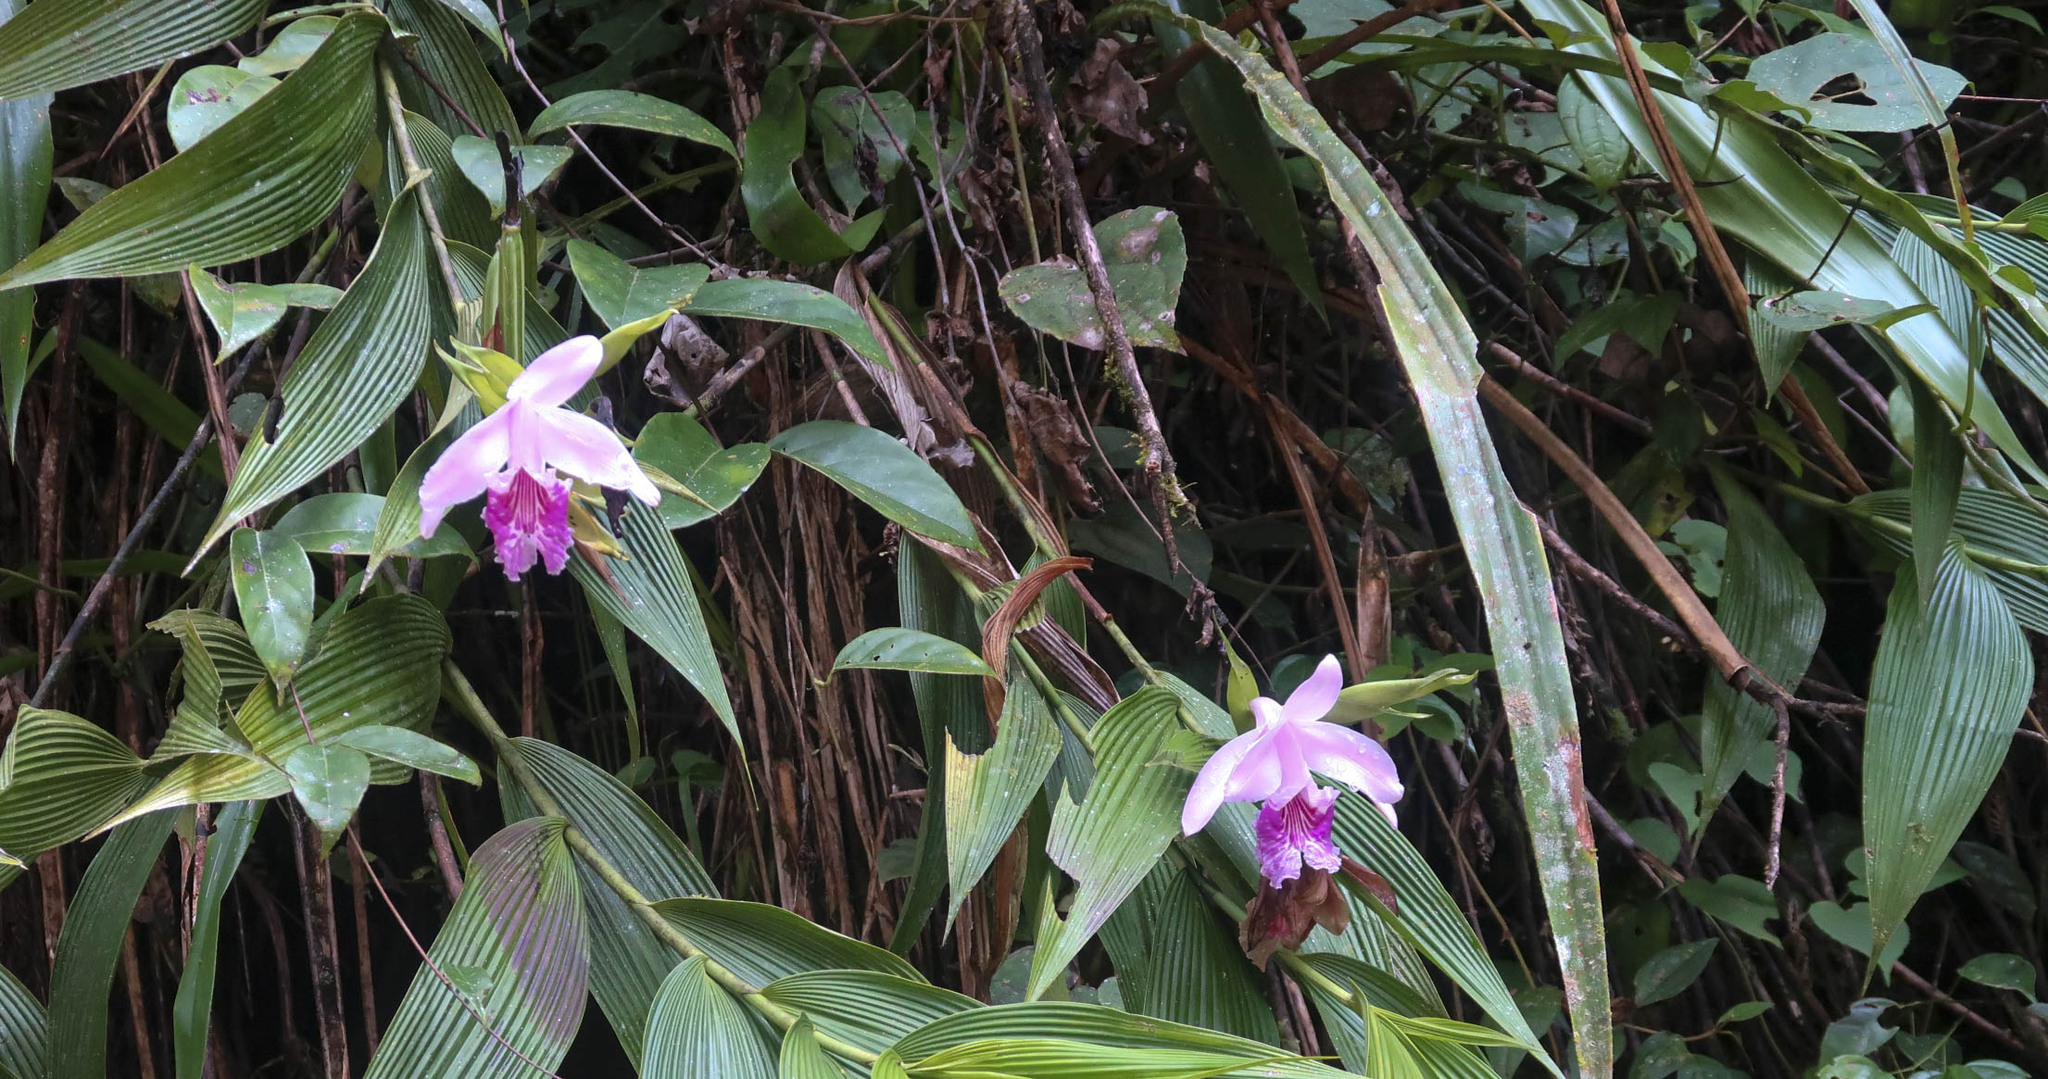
[377,61,469,315]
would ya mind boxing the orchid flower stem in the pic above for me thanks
[1176,852,1360,1011]
[441,661,881,1064]
[377,61,470,323]
[1013,648,1098,756]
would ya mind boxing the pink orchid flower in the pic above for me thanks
[418,336,658,580]
[1181,654,1403,885]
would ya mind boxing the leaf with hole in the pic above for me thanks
[999,207,1186,352]
[1747,31,1967,133]
[945,680,1061,931]
[832,628,994,677]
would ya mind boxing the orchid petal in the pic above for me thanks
[506,336,603,408]
[1184,728,1270,834]
[1250,697,1283,729]
[1280,654,1344,726]
[1269,723,1314,805]
[418,409,512,535]
[1297,722,1404,805]
[529,407,661,504]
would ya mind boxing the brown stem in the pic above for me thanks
[419,773,465,901]
[1297,0,1463,78]
[291,810,350,1079]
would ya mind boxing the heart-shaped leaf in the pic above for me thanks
[282,742,371,836]
[999,207,1186,351]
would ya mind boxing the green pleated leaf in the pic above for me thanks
[633,413,769,530]
[1863,547,2032,958]
[1696,475,1823,824]
[0,954,44,1079]
[654,897,923,987]
[531,90,735,158]
[0,708,150,857]
[945,680,1061,931]
[833,628,994,677]
[1850,486,2048,632]
[229,528,315,687]
[152,609,265,708]
[0,0,49,458]
[568,239,711,330]
[203,188,435,551]
[905,1037,1288,1078]
[1890,226,1984,365]
[1363,1008,1518,1079]
[741,68,881,265]
[642,956,777,1079]
[878,1002,1346,1078]
[173,801,260,1079]
[778,1015,847,1079]
[500,736,716,1068]
[1100,863,1279,1044]
[47,811,176,1079]
[1909,382,1963,606]
[1328,792,1547,1054]
[113,595,450,826]
[0,12,382,289]
[363,818,589,1079]
[1026,687,1188,1001]
[569,503,738,743]
[759,972,979,1057]
[1153,14,1602,1072]
[369,407,476,576]
[333,725,479,785]
[387,109,496,250]
[385,0,517,133]
[681,278,889,366]
[0,0,266,101]
[768,421,977,548]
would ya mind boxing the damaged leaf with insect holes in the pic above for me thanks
[999,206,1187,352]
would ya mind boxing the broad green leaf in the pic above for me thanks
[1809,901,1908,972]
[47,811,175,1079]
[655,897,923,988]
[568,239,711,329]
[531,89,735,159]
[1633,940,1718,1006]
[741,68,881,264]
[633,413,769,529]
[569,505,739,746]
[682,278,889,366]
[501,737,716,1068]
[768,421,977,548]
[1743,260,1805,393]
[1557,77,1629,189]
[203,188,435,550]
[1100,863,1279,1043]
[1364,1008,1518,1079]
[414,0,503,52]
[1696,475,1822,823]
[1153,0,1321,313]
[333,724,480,785]
[759,971,979,1056]
[0,0,266,101]
[0,12,382,289]
[1158,14,1595,1072]
[878,1002,1346,1078]
[642,957,777,1079]
[1910,383,1963,609]
[779,1016,847,1079]
[1957,953,2037,999]
[1676,874,1782,946]
[173,800,259,1079]
[238,16,337,77]
[451,135,573,218]
[1849,486,2048,633]
[1863,548,2031,957]
[187,267,342,358]
[0,960,41,1079]
[998,207,1187,352]
[363,818,589,1079]
[944,680,1061,930]
[1026,688,1188,1000]
[165,65,278,152]
[0,708,150,856]
[229,528,315,686]
[1891,226,1984,365]
[385,0,515,138]
[902,1037,1286,1077]
[273,492,469,561]
[1746,31,1966,133]
[390,109,496,249]
[833,628,994,677]
[812,86,913,211]
[0,0,47,459]
[283,742,372,836]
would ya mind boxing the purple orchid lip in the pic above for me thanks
[418,336,660,578]
[1255,783,1342,886]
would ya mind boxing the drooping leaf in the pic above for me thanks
[229,528,316,687]
[1026,687,1189,1000]
[0,960,42,1079]
[413,0,504,54]
[655,897,923,988]
[451,135,574,218]
[0,0,267,102]
[0,12,384,289]
[632,413,769,530]
[567,239,710,330]
[759,971,980,1057]
[1909,383,1963,607]
[768,421,977,548]
[641,957,778,1079]
[1100,863,1279,1044]
[46,811,175,1079]
[332,724,480,785]
[833,628,995,677]
[741,68,882,265]
[530,90,735,158]
[202,188,435,551]
[283,742,372,837]
[811,86,914,211]
[1696,475,1823,823]
[876,1002,1346,1078]
[363,818,589,1079]
[187,267,341,358]
[1633,940,1719,1006]
[1863,548,2032,957]
[681,277,890,366]
[500,736,716,1067]
[1154,15,1596,1072]
[778,1016,848,1079]
[173,801,260,1079]
[0,0,49,458]
[944,680,1062,930]
[237,16,338,77]
[998,207,1187,352]
[0,708,151,857]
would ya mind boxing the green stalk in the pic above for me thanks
[377,61,469,322]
